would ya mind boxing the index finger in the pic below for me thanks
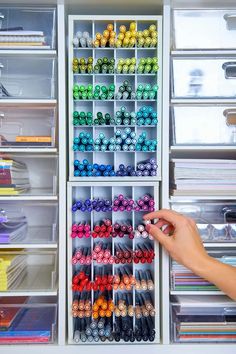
[143,209,184,227]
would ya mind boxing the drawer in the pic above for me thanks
[0,250,57,292]
[173,9,236,50]
[171,201,236,242]
[172,57,236,98]
[171,250,236,292]
[0,6,56,49]
[0,296,57,343]
[0,153,58,196]
[0,56,56,99]
[171,105,236,145]
[0,201,58,245]
[171,295,236,343]
[0,104,56,148]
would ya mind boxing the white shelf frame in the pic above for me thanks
[68,15,162,181]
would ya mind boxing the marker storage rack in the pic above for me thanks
[67,181,160,344]
[68,16,162,181]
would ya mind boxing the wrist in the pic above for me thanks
[189,254,213,277]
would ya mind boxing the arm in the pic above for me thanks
[143,209,236,301]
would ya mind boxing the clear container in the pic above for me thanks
[171,295,236,343]
[0,296,57,344]
[171,105,236,145]
[172,57,236,98]
[0,103,56,147]
[173,9,236,50]
[0,201,58,245]
[0,56,56,99]
[0,250,57,292]
[171,201,236,242]
[0,6,56,49]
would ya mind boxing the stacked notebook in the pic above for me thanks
[170,159,236,196]
[0,30,49,49]
[173,296,236,343]
[171,255,236,291]
[0,223,28,244]
[0,252,27,291]
[0,158,30,195]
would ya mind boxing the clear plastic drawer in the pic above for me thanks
[0,6,56,49]
[0,56,56,99]
[172,57,236,98]
[0,250,57,292]
[0,103,57,147]
[173,9,236,50]
[171,105,236,145]
[0,296,57,344]
[171,295,236,343]
[0,201,58,245]
[171,201,236,242]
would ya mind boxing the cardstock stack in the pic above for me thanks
[0,253,27,291]
[0,158,30,195]
[171,159,236,196]
[0,30,49,49]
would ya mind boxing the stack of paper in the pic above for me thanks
[0,158,30,195]
[0,223,28,244]
[0,30,49,49]
[171,159,236,196]
[0,253,27,291]
[171,255,236,291]
[0,297,28,330]
[173,296,236,342]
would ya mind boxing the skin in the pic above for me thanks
[143,209,236,301]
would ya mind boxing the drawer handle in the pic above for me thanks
[0,112,4,119]
[223,109,236,126]
[222,62,236,79]
[223,13,236,30]
[222,207,236,223]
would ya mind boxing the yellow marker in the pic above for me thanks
[93,39,100,47]
[115,39,122,48]
[144,37,152,47]
[107,23,114,32]
[100,37,107,47]
[131,57,136,65]
[119,25,126,33]
[151,38,157,47]
[103,29,110,39]
[130,30,137,38]
[125,31,131,38]
[110,31,116,38]
[109,38,115,47]
[96,32,102,41]
[149,24,156,32]
[123,37,129,47]
[118,32,125,41]
[118,58,125,65]
[129,37,136,47]
[143,29,150,38]
[151,30,158,38]
[137,31,143,38]
[125,58,131,66]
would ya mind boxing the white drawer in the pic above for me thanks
[172,57,236,98]
[171,105,236,145]
[173,9,236,50]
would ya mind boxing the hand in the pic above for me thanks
[143,209,209,272]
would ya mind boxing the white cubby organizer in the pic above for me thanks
[67,181,160,344]
[68,15,162,181]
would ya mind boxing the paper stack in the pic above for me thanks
[0,30,49,49]
[170,159,236,196]
[0,158,30,195]
[0,252,27,291]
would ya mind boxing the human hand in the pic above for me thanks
[143,209,209,272]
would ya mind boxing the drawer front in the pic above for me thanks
[172,57,236,98]
[173,9,236,49]
[171,105,236,145]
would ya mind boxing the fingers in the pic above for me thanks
[144,209,185,228]
[154,218,172,229]
[163,225,174,235]
[146,224,172,250]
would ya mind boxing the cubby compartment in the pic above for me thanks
[67,181,159,344]
[0,249,57,292]
[0,201,58,245]
[171,201,236,243]
[0,6,56,49]
[0,56,56,99]
[173,9,236,50]
[171,295,236,343]
[172,57,236,99]
[0,296,57,344]
[171,249,236,292]
[0,103,57,148]
[171,104,236,145]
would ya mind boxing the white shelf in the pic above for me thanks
[0,265,57,296]
[171,145,236,151]
[0,148,58,153]
[0,49,57,56]
[70,175,161,181]
[74,47,157,50]
[0,189,58,201]
[171,50,236,56]
[0,99,57,105]
[170,196,236,201]
[171,98,236,104]
[170,291,224,295]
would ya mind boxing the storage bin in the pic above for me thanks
[171,295,236,343]
[0,56,56,99]
[171,201,236,242]
[0,296,57,344]
[0,249,57,292]
[0,201,58,245]
[172,57,236,98]
[0,6,56,49]
[173,9,236,50]
[171,105,236,145]
[0,103,57,147]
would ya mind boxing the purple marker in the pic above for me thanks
[126,206,132,212]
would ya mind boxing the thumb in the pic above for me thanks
[146,224,171,250]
